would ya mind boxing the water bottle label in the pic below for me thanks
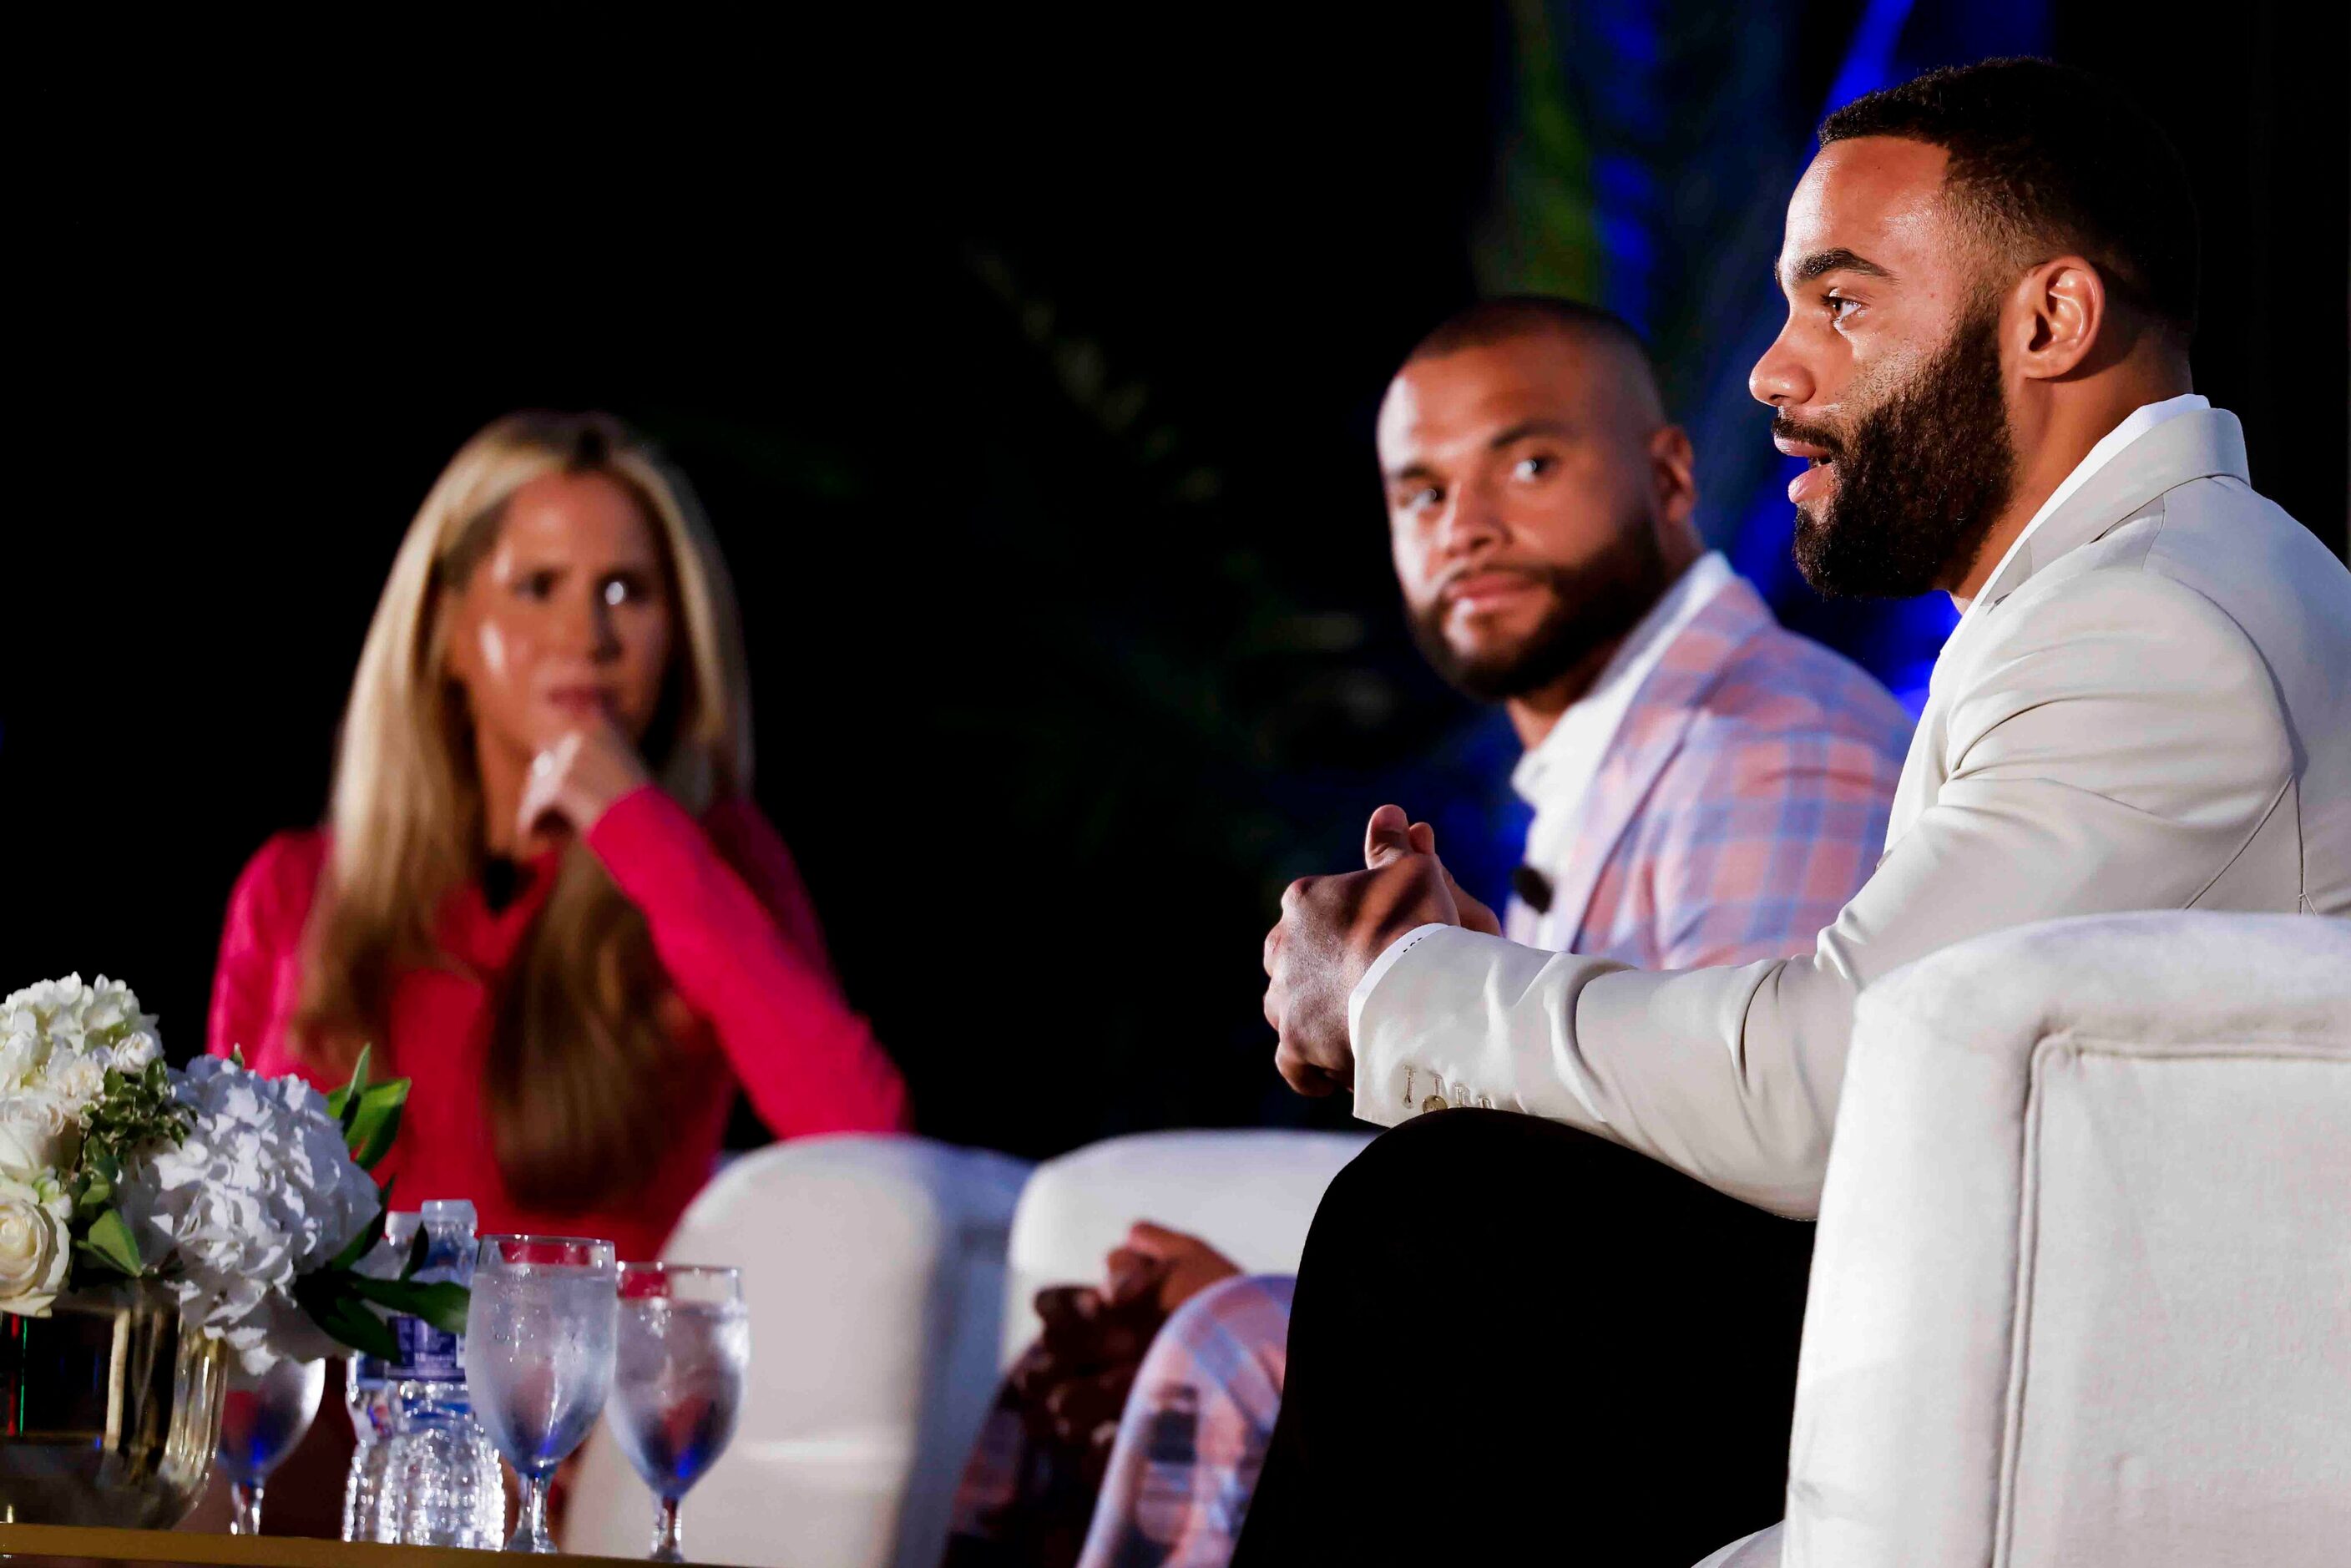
[390,1315,463,1379]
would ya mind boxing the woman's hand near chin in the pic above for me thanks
[515,714,654,847]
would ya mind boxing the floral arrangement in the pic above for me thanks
[0,974,465,1370]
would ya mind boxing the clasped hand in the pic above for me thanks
[1009,1223,1242,1482]
[515,713,653,850]
[1261,803,1499,1098]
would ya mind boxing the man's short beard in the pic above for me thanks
[1786,300,2018,599]
[1409,517,1669,704]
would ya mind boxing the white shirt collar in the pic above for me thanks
[1953,392,2208,630]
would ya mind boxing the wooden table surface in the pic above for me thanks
[0,1524,685,1568]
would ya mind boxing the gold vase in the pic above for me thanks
[0,1278,230,1526]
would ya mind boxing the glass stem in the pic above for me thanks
[651,1495,685,1562]
[230,1481,265,1536]
[518,1473,554,1552]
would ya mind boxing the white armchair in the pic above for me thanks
[564,1135,1033,1568]
[997,1128,1373,1366]
[1713,911,2351,1566]
[562,1127,1368,1568]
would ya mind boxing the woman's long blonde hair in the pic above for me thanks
[298,411,752,1210]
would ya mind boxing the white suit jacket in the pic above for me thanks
[1351,408,2351,1216]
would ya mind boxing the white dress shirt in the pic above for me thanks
[1504,551,1736,950]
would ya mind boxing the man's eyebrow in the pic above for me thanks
[1782,247,1894,287]
[1487,417,1574,448]
[1383,417,1580,483]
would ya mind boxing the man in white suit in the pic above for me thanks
[1237,59,2351,1565]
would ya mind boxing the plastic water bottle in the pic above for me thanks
[341,1211,421,1541]
[375,1200,506,1547]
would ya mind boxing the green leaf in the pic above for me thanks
[329,1187,395,1273]
[343,1078,410,1170]
[401,1223,430,1281]
[79,1060,191,1171]
[322,1300,401,1363]
[326,1044,372,1126]
[296,1275,400,1363]
[347,1277,470,1337]
[75,1207,145,1277]
[73,1149,120,1220]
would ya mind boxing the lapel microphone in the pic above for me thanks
[1510,863,1554,914]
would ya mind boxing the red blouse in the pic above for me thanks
[205,785,909,1262]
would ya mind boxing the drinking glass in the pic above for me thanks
[463,1235,619,1553]
[609,1263,751,1562]
[215,1355,327,1535]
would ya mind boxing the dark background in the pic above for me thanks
[9,3,2344,1161]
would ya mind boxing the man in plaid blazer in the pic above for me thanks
[945,297,1911,1568]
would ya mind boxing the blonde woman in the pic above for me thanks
[206,412,907,1258]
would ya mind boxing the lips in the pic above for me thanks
[543,686,614,717]
[1443,570,1545,615]
[1774,428,1841,507]
[1787,458,1837,506]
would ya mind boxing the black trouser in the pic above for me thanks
[1230,1109,1813,1566]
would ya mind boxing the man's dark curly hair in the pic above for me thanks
[1821,58,2199,341]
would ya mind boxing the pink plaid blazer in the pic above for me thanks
[1553,574,1914,972]
[948,575,1913,1568]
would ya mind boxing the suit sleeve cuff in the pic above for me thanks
[1347,923,1454,1060]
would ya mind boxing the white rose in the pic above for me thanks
[109,1031,162,1073]
[78,978,139,1038]
[0,1095,79,1181]
[0,1173,73,1318]
[0,1014,49,1090]
[50,1054,108,1106]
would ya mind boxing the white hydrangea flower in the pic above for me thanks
[0,1171,73,1318]
[119,1056,381,1372]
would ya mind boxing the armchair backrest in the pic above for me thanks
[1000,1129,1373,1365]
[1787,913,2351,1566]
[563,1135,1033,1568]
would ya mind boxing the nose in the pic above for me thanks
[1748,317,1815,409]
[1433,474,1506,562]
[567,586,623,663]
[590,597,624,662]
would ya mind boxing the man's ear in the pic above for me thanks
[2012,255,2106,382]
[1648,422,1699,528]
